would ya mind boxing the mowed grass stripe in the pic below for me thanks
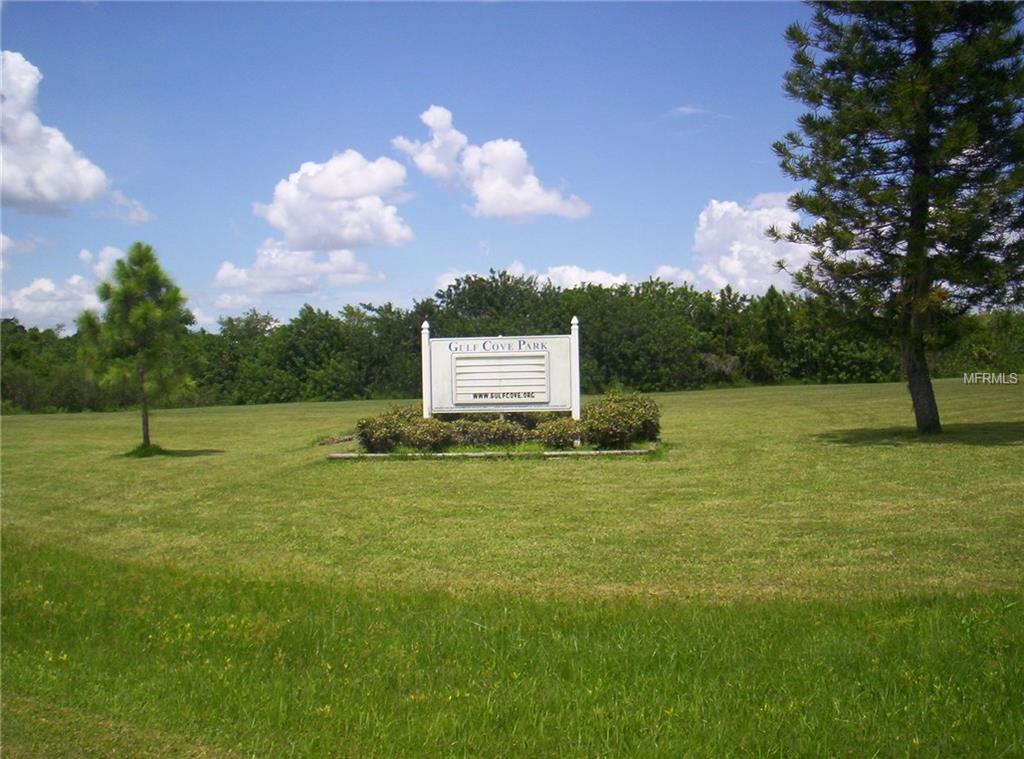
[2,381,1021,600]
[1,694,247,759]
[2,379,1022,755]
[4,538,1022,757]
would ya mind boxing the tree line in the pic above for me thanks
[4,4,1021,435]
[3,270,1022,414]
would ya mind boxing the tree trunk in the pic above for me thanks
[140,366,151,448]
[899,8,941,436]
[901,334,941,434]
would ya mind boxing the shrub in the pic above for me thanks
[450,419,528,447]
[503,411,554,430]
[581,391,660,449]
[357,407,530,452]
[0,399,26,416]
[533,417,582,449]
[355,392,659,452]
[403,417,454,452]
[701,353,742,384]
[355,404,419,453]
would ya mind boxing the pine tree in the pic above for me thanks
[772,2,1024,433]
[77,242,195,450]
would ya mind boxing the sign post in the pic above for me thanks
[570,315,581,421]
[421,317,581,418]
[421,320,433,418]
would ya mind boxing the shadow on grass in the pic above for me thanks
[817,421,1024,447]
[123,445,224,458]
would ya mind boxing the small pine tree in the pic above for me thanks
[77,242,195,450]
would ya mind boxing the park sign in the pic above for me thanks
[420,317,581,419]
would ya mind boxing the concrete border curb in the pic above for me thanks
[326,446,657,461]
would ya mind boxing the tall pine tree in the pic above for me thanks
[772,2,1024,433]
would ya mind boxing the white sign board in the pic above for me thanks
[421,318,580,418]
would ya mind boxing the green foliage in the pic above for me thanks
[401,417,455,452]
[533,417,583,449]
[357,408,533,452]
[356,393,660,453]
[450,418,528,447]
[355,404,420,453]
[0,319,108,412]
[4,268,1021,416]
[501,411,550,431]
[192,309,279,404]
[432,269,561,338]
[75,243,194,446]
[774,3,1024,314]
[1,399,26,415]
[701,352,743,385]
[355,392,660,452]
[930,310,1024,376]
[581,391,661,449]
[395,413,452,450]
[772,2,1024,431]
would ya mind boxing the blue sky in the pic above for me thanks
[1,1,814,329]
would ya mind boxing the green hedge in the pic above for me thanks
[355,392,659,453]
[533,417,582,449]
[355,405,420,453]
[451,419,528,446]
[581,390,661,449]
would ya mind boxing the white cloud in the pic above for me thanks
[462,139,591,220]
[107,190,156,225]
[214,293,254,310]
[190,307,216,328]
[1,233,44,258]
[538,264,628,288]
[0,233,12,271]
[1,51,109,214]
[391,105,467,182]
[214,238,382,297]
[2,242,175,329]
[654,265,698,285]
[438,259,628,291]
[394,105,591,220]
[747,191,795,210]
[253,149,412,251]
[3,244,116,326]
[669,103,731,119]
[2,275,100,327]
[238,149,410,298]
[435,268,474,290]
[655,193,810,294]
[78,246,124,280]
[214,261,249,289]
[506,260,529,278]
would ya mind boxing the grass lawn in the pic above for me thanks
[2,379,1022,756]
